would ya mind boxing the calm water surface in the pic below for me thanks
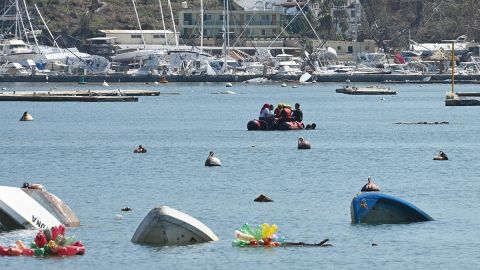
[0,81,479,269]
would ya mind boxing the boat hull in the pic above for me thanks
[247,120,304,131]
[0,186,63,231]
[132,206,219,246]
[350,192,433,224]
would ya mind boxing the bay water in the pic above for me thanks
[0,81,479,269]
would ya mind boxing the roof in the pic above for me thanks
[87,37,118,41]
[100,30,174,34]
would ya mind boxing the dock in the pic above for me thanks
[445,98,480,106]
[0,89,160,97]
[455,92,480,97]
[336,85,397,95]
[0,94,137,102]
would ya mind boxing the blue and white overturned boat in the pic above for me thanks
[350,192,433,224]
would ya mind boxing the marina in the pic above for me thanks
[1,0,480,267]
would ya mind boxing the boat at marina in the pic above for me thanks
[0,38,38,63]
[336,84,397,95]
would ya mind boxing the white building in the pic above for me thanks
[99,30,179,46]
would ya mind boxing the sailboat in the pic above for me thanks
[445,42,480,106]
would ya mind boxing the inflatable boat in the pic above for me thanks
[247,119,304,131]
[350,192,433,224]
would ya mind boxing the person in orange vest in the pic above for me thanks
[277,104,292,123]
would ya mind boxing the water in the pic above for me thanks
[1,81,479,269]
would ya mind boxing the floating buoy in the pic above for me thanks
[133,145,147,154]
[226,82,233,87]
[433,151,448,160]
[297,137,311,149]
[121,207,132,212]
[292,85,298,88]
[19,111,33,121]
[254,194,273,202]
[281,83,287,87]
[205,151,221,166]
[361,176,380,192]
[102,80,109,87]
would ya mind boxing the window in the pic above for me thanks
[204,14,211,20]
[365,46,370,51]
[351,10,355,18]
[219,15,224,20]
[337,46,342,51]
[261,29,266,36]
[131,34,142,39]
[153,34,165,39]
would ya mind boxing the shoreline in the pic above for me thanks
[1,73,479,84]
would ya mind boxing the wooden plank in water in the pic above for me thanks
[0,95,138,102]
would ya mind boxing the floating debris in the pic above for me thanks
[395,121,449,125]
[254,194,273,202]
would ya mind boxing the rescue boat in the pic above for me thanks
[247,120,304,131]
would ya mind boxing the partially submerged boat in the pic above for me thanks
[350,192,433,224]
[131,206,219,246]
[336,85,397,95]
[247,119,304,131]
[0,186,79,231]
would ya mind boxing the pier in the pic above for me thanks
[0,94,138,102]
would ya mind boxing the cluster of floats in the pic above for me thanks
[0,176,433,256]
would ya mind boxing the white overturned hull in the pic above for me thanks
[22,188,80,227]
[0,186,62,231]
[132,206,219,246]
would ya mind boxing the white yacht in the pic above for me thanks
[273,53,303,76]
[0,38,38,63]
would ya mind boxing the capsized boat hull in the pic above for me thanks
[132,206,219,246]
[350,192,433,224]
[0,186,62,231]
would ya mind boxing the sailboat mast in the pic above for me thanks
[158,0,168,46]
[34,4,60,50]
[131,0,146,49]
[451,42,455,94]
[200,0,204,51]
[167,0,178,47]
[222,0,228,74]
[22,0,39,47]
[354,0,358,69]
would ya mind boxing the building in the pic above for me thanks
[178,9,284,39]
[98,30,179,46]
[331,0,361,40]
